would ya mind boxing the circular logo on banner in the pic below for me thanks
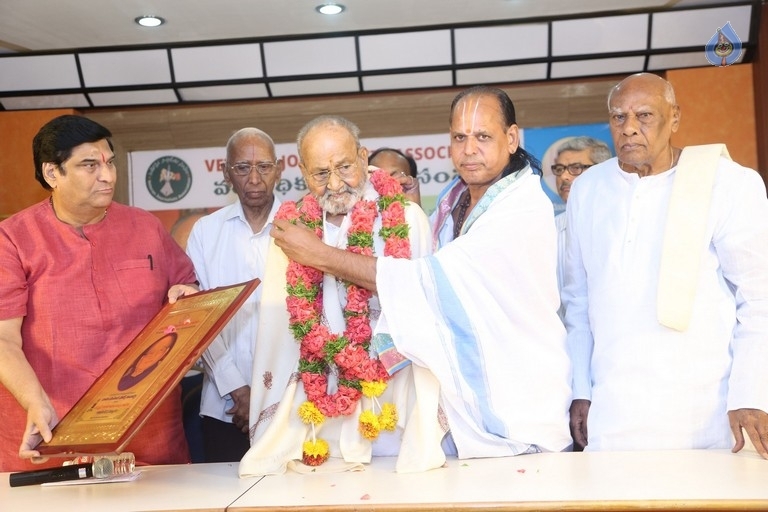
[145,156,193,203]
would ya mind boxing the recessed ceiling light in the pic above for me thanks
[135,15,165,27]
[316,4,345,15]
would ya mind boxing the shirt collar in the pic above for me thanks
[227,196,282,229]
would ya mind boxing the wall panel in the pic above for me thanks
[0,109,76,218]
[668,65,757,170]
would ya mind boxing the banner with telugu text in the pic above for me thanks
[128,133,459,215]
[128,123,610,217]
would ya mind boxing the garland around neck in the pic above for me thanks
[274,169,412,466]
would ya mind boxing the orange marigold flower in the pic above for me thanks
[298,401,325,425]
[358,410,381,440]
[302,438,329,466]
[379,403,398,431]
[360,379,387,398]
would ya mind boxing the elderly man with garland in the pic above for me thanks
[263,86,572,471]
[239,115,432,475]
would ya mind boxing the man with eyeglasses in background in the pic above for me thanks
[185,127,284,462]
[240,115,432,476]
[551,137,611,323]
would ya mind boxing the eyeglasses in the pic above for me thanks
[309,163,359,185]
[551,163,592,176]
[229,161,279,176]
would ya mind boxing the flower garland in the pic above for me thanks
[275,169,411,466]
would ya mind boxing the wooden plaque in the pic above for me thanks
[36,279,260,456]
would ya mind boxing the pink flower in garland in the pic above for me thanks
[334,344,371,379]
[299,195,323,220]
[286,295,318,324]
[315,395,338,417]
[286,262,303,287]
[299,344,319,362]
[369,169,404,197]
[302,324,332,359]
[335,385,362,416]
[384,237,411,259]
[347,245,374,256]
[304,266,324,287]
[287,261,323,288]
[344,315,373,345]
[282,170,411,466]
[302,373,328,401]
[360,360,388,382]
[381,201,406,228]
[349,201,377,233]
[345,285,372,314]
[276,201,300,221]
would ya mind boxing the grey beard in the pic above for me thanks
[318,181,366,215]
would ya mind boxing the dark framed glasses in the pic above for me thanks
[551,163,592,176]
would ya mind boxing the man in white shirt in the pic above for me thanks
[186,128,284,462]
[563,72,768,458]
[550,137,611,321]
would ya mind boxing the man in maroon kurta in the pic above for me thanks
[0,115,198,471]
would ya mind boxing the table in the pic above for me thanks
[2,450,767,511]
[0,461,260,512]
[229,449,768,511]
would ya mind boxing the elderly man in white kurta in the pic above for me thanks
[267,87,573,470]
[187,128,284,462]
[563,73,768,458]
[239,116,433,476]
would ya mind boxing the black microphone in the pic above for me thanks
[9,454,134,487]
[9,463,94,487]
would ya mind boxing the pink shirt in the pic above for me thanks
[0,199,197,471]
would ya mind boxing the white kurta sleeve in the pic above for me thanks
[186,222,248,397]
[562,179,594,401]
[713,164,768,413]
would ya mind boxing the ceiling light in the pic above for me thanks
[316,4,345,15]
[135,15,165,27]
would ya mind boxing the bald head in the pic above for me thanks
[297,115,361,162]
[227,127,274,156]
[608,73,676,111]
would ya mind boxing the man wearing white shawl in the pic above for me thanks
[239,116,434,477]
[563,73,768,458]
[269,86,572,467]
